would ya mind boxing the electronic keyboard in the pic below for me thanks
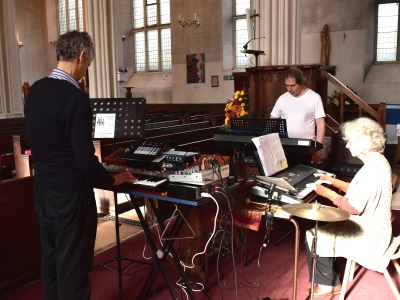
[213,134,323,154]
[250,164,334,204]
[104,164,169,191]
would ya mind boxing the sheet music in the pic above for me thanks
[252,133,288,176]
[94,113,116,138]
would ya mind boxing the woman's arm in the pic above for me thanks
[315,184,358,214]
[321,174,350,193]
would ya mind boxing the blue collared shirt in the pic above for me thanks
[48,69,81,90]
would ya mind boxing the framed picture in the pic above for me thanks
[211,75,219,87]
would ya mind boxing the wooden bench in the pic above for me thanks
[0,118,28,155]
[179,112,225,126]
[96,121,214,159]
[0,176,41,296]
[145,119,181,130]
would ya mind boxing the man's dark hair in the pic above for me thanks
[284,67,307,86]
[56,30,95,62]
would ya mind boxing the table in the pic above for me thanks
[107,180,317,299]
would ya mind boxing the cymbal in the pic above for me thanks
[281,202,350,222]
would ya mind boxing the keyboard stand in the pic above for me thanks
[93,192,151,298]
[130,196,196,300]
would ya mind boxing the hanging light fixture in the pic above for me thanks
[178,13,200,29]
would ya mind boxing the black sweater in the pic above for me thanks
[24,77,115,192]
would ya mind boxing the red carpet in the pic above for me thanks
[3,211,400,300]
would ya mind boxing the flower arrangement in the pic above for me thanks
[330,86,357,109]
[221,88,250,132]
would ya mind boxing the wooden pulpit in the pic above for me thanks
[234,64,335,118]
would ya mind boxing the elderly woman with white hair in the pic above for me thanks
[305,117,398,297]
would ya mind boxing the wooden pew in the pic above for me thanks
[0,118,28,155]
[179,112,226,126]
[0,176,41,296]
[162,111,188,121]
[21,82,31,105]
[0,119,29,174]
[179,111,209,124]
[201,113,226,126]
[13,135,32,178]
[96,121,214,159]
[145,120,181,130]
[145,121,211,137]
[145,111,166,122]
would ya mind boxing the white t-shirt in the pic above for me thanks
[270,89,326,140]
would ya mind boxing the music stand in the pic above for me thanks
[91,97,146,149]
[91,98,150,297]
[244,49,265,67]
[230,117,288,138]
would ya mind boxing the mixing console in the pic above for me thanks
[168,164,230,185]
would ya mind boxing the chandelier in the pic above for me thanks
[178,13,200,29]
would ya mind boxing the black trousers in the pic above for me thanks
[35,188,98,300]
[305,234,341,286]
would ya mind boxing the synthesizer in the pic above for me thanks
[104,164,169,191]
[213,133,323,154]
[119,140,171,161]
[250,164,334,204]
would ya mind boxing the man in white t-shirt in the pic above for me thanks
[270,67,326,163]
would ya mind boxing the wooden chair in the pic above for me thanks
[339,237,400,300]
[21,81,31,104]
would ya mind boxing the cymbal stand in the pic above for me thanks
[310,218,319,300]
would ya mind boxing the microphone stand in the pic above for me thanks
[258,183,276,300]
[261,183,276,249]
[310,217,319,300]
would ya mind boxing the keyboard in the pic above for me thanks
[104,164,169,191]
[251,164,334,204]
[213,134,323,154]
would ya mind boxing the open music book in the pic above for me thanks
[251,132,288,176]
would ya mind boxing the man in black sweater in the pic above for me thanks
[24,30,137,300]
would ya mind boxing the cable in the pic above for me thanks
[180,192,219,269]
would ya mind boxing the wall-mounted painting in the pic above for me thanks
[186,53,205,84]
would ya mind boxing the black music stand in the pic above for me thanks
[91,98,149,297]
[230,117,288,138]
[91,98,146,150]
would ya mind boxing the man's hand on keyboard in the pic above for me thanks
[113,171,138,186]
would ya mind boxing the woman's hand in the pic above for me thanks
[306,183,317,191]
[313,172,332,185]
